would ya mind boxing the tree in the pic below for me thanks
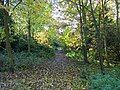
[12,0,52,53]
[89,0,105,74]
[115,0,119,36]
[64,0,89,64]
[115,0,120,62]
[0,0,22,73]
[1,0,14,73]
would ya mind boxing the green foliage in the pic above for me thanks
[14,52,47,70]
[59,27,81,49]
[66,50,82,60]
[89,72,120,90]
[0,45,54,71]
[47,28,60,48]
[106,24,120,63]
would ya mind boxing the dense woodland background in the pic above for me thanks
[0,0,120,90]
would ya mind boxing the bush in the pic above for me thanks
[0,47,55,72]
[89,73,120,90]
[66,50,82,60]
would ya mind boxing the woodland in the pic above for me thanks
[0,0,120,90]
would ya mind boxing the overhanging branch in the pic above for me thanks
[13,0,22,11]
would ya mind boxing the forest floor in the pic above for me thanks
[1,50,120,90]
[0,50,88,90]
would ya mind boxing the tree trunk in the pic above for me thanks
[27,11,31,54]
[115,0,119,35]
[82,0,89,64]
[76,0,89,64]
[3,9,15,73]
[115,0,120,62]
[101,0,110,66]
[89,0,105,75]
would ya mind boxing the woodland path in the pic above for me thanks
[0,50,83,90]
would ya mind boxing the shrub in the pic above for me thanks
[89,73,120,90]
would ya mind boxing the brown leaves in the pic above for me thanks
[0,51,87,90]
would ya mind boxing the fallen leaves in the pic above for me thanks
[0,51,88,90]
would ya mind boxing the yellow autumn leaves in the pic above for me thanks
[59,31,81,48]
[33,31,51,47]
[33,28,82,49]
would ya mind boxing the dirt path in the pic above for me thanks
[0,50,82,90]
[55,50,67,62]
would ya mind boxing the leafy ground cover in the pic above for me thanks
[0,51,120,90]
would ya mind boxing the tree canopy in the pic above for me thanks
[0,0,120,90]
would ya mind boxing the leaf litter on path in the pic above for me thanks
[0,51,88,90]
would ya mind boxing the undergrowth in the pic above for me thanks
[0,48,55,72]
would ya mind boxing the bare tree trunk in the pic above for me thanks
[115,0,119,35]
[0,0,15,73]
[3,6,14,73]
[115,0,120,62]
[76,0,89,64]
[27,11,31,54]
[115,0,120,42]
[101,0,109,66]
[89,0,105,75]
[81,0,89,64]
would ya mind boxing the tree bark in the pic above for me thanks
[76,0,89,64]
[89,0,105,75]
[115,0,120,62]
[3,9,14,73]
[115,0,119,35]
[81,0,89,64]
[27,11,31,54]
[101,0,109,66]
[0,0,15,73]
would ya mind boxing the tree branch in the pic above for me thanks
[13,0,22,11]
